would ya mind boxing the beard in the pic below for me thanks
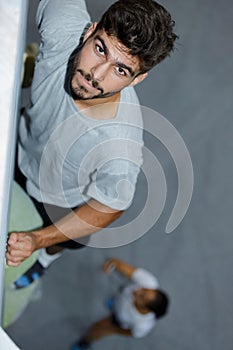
[70,52,120,101]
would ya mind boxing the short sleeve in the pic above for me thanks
[83,118,143,210]
[132,268,159,289]
[131,320,156,338]
[36,0,90,33]
[85,158,141,210]
[36,0,91,54]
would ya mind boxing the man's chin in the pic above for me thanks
[73,93,102,101]
[71,87,97,100]
[71,88,118,101]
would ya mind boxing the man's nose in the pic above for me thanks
[91,62,109,82]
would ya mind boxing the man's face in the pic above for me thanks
[133,288,157,309]
[71,25,147,100]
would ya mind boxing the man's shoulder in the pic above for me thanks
[132,268,159,289]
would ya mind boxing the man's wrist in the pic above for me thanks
[31,223,70,250]
[110,258,121,270]
[31,229,44,250]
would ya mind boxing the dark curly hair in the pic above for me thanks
[147,289,169,318]
[94,0,178,73]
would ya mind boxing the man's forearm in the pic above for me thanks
[6,199,123,266]
[33,199,124,249]
[105,258,136,278]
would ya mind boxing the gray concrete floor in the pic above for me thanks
[6,1,233,350]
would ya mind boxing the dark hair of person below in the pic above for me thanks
[95,0,178,74]
[147,289,170,319]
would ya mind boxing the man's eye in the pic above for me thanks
[116,67,126,76]
[96,44,105,55]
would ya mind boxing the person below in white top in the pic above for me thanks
[72,257,169,349]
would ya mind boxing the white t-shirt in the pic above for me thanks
[18,0,143,210]
[114,268,159,338]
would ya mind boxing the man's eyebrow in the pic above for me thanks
[94,35,136,77]
[116,62,135,77]
[95,35,109,56]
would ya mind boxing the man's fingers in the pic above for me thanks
[7,232,19,245]
[5,249,32,265]
[8,232,26,246]
[6,250,31,261]
[6,260,21,267]
[5,232,35,267]
[103,261,110,271]
[5,252,26,265]
[103,260,114,273]
[7,234,33,251]
[8,240,33,251]
[6,248,31,258]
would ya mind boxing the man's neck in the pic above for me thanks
[74,92,121,120]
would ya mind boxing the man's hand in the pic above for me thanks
[103,257,136,278]
[103,258,119,274]
[6,232,37,267]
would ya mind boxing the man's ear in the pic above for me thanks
[84,22,98,41]
[129,72,148,87]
